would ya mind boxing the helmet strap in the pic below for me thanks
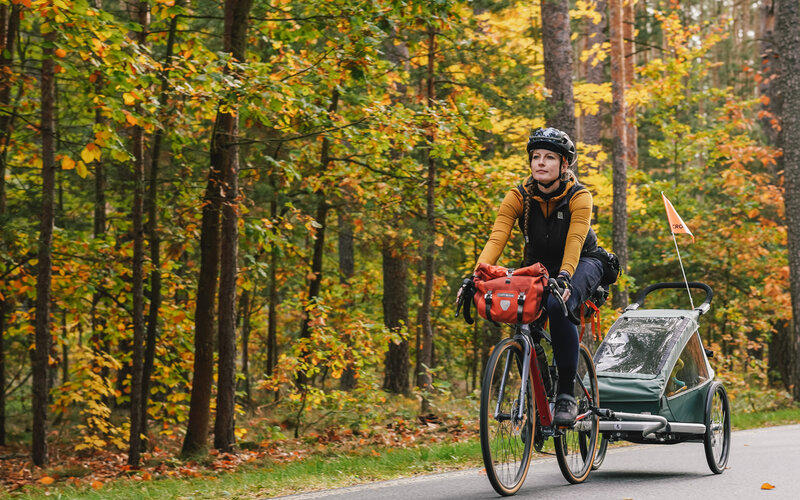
[537,178,558,189]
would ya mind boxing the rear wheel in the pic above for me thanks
[591,435,609,470]
[704,382,731,474]
[555,343,599,483]
[480,339,534,496]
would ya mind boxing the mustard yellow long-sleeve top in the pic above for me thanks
[476,175,593,276]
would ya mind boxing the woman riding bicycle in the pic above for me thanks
[473,127,603,427]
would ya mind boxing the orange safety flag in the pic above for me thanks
[662,193,694,242]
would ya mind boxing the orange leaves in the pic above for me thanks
[39,476,55,485]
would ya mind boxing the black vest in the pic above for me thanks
[518,181,598,276]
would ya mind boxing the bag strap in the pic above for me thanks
[485,289,494,323]
[579,299,602,343]
[517,292,526,324]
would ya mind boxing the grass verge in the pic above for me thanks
[9,406,800,500]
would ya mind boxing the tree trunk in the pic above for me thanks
[89,0,110,398]
[0,1,19,214]
[582,0,607,164]
[541,0,576,141]
[33,28,57,467]
[141,3,181,450]
[296,89,339,387]
[382,240,410,395]
[127,0,149,467]
[417,28,437,414]
[776,0,800,401]
[760,0,779,152]
[214,0,254,453]
[267,173,278,380]
[610,0,629,309]
[623,0,638,170]
[239,288,251,406]
[0,1,19,447]
[338,209,357,390]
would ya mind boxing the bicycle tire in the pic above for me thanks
[591,435,609,470]
[480,338,535,496]
[554,343,599,483]
[704,382,731,474]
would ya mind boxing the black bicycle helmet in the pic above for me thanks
[526,127,577,168]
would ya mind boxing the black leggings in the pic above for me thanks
[545,257,603,396]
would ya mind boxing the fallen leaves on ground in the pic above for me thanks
[0,412,478,494]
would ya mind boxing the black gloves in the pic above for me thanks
[455,276,476,324]
[554,271,572,295]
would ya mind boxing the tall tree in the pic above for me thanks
[141,2,182,448]
[0,0,20,447]
[417,27,437,413]
[33,23,57,468]
[609,0,628,308]
[337,208,357,390]
[623,0,638,169]
[582,0,607,161]
[127,0,149,467]
[541,0,576,140]
[775,0,800,401]
[382,239,410,394]
[296,89,339,387]
[214,0,254,453]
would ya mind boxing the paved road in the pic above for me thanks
[275,424,800,500]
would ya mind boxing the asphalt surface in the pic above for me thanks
[274,424,800,500]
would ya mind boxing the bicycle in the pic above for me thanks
[478,279,600,496]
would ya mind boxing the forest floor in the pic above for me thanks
[0,411,476,498]
[3,406,800,499]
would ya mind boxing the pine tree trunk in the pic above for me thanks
[267,174,278,381]
[582,0,607,163]
[214,0,254,453]
[382,240,410,395]
[775,0,800,402]
[239,289,251,406]
[541,0,576,140]
[610,0,629,309]
[127,0,149,467]
[297,90,339,387]
[417,28,437,414]
[141,3,181,449]
[760,0,779,152]
[623,0,638,170]
[90,0,109,394]
[33,28,57,468]
[0,1,19,214]
[338,210,357,390]
[0,1,20,448]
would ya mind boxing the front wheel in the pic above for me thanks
[555,343,599,483]
[704,382,731,474]
[480,338,534,496]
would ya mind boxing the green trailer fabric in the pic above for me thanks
[595,309,712,421]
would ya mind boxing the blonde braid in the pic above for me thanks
[523,180,532,265]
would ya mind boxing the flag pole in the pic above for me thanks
[670,229,695,310]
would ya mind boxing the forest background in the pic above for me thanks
[2,0,800,494]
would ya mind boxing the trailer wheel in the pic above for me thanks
[703,382,731,474]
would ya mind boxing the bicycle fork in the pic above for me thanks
[493,335,533,423]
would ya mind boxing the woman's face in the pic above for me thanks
[530,148,564,185]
